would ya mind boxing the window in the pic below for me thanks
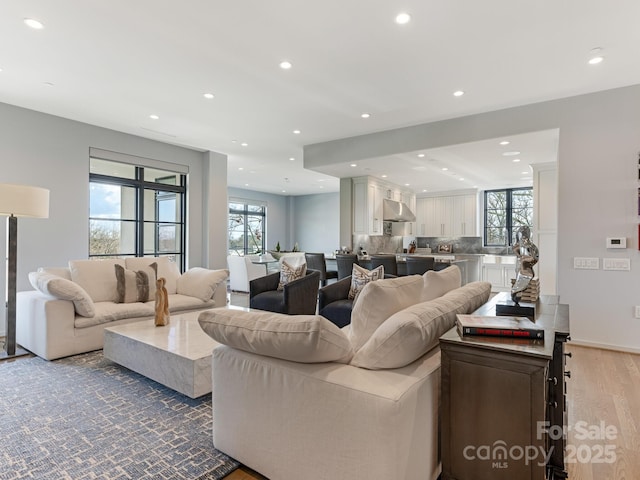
[228,200,266,256]
[484,188,533,246]
[89,156,187,270]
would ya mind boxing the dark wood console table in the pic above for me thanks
[440,292,570,480]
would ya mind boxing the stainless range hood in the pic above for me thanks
[382,198,416,222]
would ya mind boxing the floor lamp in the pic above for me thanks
[0,184,49,359]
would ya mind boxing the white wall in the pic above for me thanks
[0,102,227,334]
[305,84,640,353]
[292,192,340,254]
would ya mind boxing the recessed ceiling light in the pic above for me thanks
[279,61,292,70]
[238,167,244,171]
[241,142,248,147]
[318,179,325,182]
[231,139,237,144]
[512,158,521,163]
[417,153,425,158]
[319,185,324,189]
[588,48,604,65]
[203,93,214,99]
[522,171,529,175]
[245,183,249,186]
[453,90,465,97]
[381,174,388,178]
[293,130,301,134]
[24,18,44,29]
[149,114,159,120]
[289,157,295,161]
[503,151,521,156]
[459,178,465,181]
[404,183,410,186]
[282,190,286,193]
[350,164,357,167]
[422,189,428,193]
[442,167,448,171]
[361,113,371,119]
[499,141,510,145]
[395,12,411,24]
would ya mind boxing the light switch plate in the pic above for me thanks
[602,258,631,271]
[573,257,599,269]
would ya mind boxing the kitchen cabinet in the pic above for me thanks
[352,176,415,235]
[481,255,517,292]
[417,193,477,237]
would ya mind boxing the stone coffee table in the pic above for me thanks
[103,307,244,398]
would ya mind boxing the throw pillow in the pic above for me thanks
[348,264,384,300]
[125,257,181,294]
[28,271,95,317]
[278,259,306,291]
[351,281,492,369]
[114,263,158,303]
[198,309,354,364]
[422,265,462,301]
[176,267,229,302]
[69,259,126,302]
[349,275,424,352]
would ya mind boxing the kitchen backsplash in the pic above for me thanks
[351,235,514,255]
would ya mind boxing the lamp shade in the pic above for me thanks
[0,184,50,218]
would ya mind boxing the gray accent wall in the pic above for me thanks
[292,192,340,254]
[0,101,227,335]
[305,84,640,353]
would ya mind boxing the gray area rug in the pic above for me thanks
[0,351,239,480]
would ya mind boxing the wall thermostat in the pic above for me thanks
[606,237,627,249]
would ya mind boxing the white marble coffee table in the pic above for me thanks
[103,308,236,398]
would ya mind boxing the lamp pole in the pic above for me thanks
[4,215,17,356]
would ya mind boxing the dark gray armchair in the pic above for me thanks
[305,253,338,286]
[318,274,396,328]
[250,270,320,315]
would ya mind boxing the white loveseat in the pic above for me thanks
[17,257,228,360]
[198,267,491,480]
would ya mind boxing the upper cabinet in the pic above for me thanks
[416,192,478,237]
[352,177,416,235]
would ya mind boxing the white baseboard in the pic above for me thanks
[569,338,640,355]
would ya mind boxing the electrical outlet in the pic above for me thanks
[635,306,640,319]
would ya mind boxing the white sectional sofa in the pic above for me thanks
[198,266,491,480]
[17,257,228,360]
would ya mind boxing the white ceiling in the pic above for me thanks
[1,1,639,195]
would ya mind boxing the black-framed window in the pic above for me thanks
[228,201,266,256]
[89,157,187,271]
[484,187,533,246]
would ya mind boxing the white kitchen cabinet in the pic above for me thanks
[418,193,477,237]
[353,177,414,235]
[481,257,516,292]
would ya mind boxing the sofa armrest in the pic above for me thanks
[318,276,352,310]
[16,290,78,360]
[250,272,281,298]
[283,270,320,315]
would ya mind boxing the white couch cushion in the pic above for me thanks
[38,267,72,280]
[422,264,462,301]
[351,281,492,369]
[349,275,424,352]
[125,257,181,294]
[76,301,155,328]
[198,308,353,363]
[69,259,125,303]
[176,267,228,301]
[28,271,95,317]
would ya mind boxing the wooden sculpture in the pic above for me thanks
[154,277,170,326]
